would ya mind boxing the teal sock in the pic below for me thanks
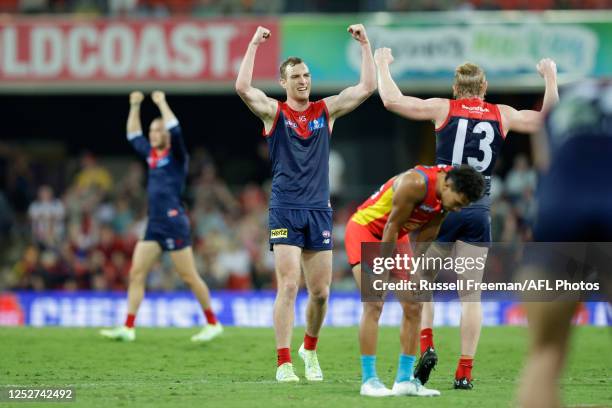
[361,355,377,383]
[396,354,416,383]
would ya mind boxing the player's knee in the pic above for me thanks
[128,266,147,284]
[278,281,299,298]
[178,269,201,287]
[364,302,384,320]
[402,301,423,320]
[308,285,329,304]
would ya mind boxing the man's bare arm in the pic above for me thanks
[235,26,278,130]
[151,91,177,124]
[324,24,376,125]
[127,91,144,135]
[413,212,445,258]
[126,91,150,159]
[499,58,559,135]
[375,47,448,126]
[381,171,427,245]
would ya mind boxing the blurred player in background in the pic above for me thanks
[518,80,612,408]
[375,47,559,389]
[100,91,222,343]
[236,24,376,382]
[346,164,484,397]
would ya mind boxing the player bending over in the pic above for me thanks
[345,164,484,397]
[100,91,222,343]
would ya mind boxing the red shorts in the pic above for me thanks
[344,219,410,266]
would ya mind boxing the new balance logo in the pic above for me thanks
[166,238,175,250]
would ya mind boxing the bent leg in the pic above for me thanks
[169,246,213,312]
[127,241,162,315]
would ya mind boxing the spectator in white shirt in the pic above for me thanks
[28,185,65,248]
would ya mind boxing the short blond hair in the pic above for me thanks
[453,63,486,99]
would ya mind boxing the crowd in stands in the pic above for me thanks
[0,0,608,15]
[0,138,538,293]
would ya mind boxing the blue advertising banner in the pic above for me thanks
[1,291,610,327]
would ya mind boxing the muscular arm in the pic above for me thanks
[127,91,143,135]
[381,171,427,246]
[499,58,559,135]
[324,24,376,124]
[375,48,448,126]
[235,26,278,131]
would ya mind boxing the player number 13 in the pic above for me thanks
[451,119,494,172]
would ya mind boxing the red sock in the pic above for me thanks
[455,357,474,380]
[204,308,217,325]
[420,328,434,354]
[277,348,291,366]
[304,333,318,351]
[125,314,136,328]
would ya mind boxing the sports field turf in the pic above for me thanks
[1,326,610,407]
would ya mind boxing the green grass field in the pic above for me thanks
[0,326,610,407]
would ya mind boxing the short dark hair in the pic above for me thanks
[280,56,304,79]
[446,165,485,202]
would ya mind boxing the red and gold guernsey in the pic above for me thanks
[350,165,451,239]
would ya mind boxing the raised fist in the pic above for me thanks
[374,48,394,65]
[348,24,369,44]
[537,58,557,79]
[130,91,144,105]
[151,91,166,105]
[251,26,271,46]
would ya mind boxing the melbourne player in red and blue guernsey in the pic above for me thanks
[100,91,222,343]
[236,25,376,382]
[375,47,559,389]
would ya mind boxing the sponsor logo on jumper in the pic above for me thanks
[461,104,489,113]
[167,209,179,217]
[148,156,170,168]
[322,230,331,238]
[270,229,288,239]
[284,119,298,128]
[419,204,436,212]
[308,118,325,131]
